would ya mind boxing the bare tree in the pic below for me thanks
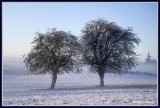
[81,18,141,87]
[24,28,80,89]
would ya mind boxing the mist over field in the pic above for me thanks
[3,58,157,88]
[3,57,157,86]
[3,58,157,75]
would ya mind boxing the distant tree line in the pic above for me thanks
[24,18,141,89]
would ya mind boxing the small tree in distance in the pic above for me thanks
[145,52,151,63]
[81,18,141,87]
[145,52,157,64]
[24,28,80,89]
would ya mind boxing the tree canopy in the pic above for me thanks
[81,18,141,86]
[24,28,80,89]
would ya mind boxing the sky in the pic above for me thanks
[2,2,158,61]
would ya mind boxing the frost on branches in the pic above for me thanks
[24,28,81,89]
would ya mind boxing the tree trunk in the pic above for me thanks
[98,72,104,87]
[50,73,57,89]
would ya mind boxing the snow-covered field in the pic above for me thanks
[2,60,158,106]
[3,70,157,106]
[3,88,157,106]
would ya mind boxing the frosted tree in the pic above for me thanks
[145,52,157,64]
[145,52,151,63]
[81,18,141,87]
[24,28,80,89]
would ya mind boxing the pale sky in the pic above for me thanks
[2,2,158,61]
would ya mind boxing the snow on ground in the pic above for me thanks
[3,71,157,106]
[3,89,157,106]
